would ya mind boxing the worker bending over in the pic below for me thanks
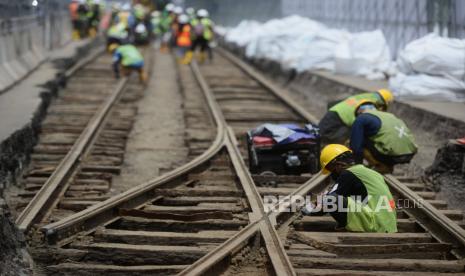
[109,43,147,85]
[303,144,397,232]
[350,103,417,173]
[319,89,394,145]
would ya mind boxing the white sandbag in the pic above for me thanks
[397,33,465,80]
[224,16,393,78]
[334,30,393,80]
[389,73,465,102]
[292,29,351,72]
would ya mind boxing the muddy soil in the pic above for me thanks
[0,200,33,276]
[426,142,465,210]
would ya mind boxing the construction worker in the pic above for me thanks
[109,43,147,85]
[131,4,150,45]
[151,11,162,44]
[86,0,100,37]
[302,144,397,233]
[160,3,175,52]
[350,102,417,173]
[69,0,80,40]
[77,0,90,38]
[176,14,192,64]
[319,89,394,145]
[116,3,131,26]
[189,9,214,64]
[107,22,129,49]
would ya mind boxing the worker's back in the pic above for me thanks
[116,45,143,66]
[365,110,417,157]
[345,164,397,233]
[329,93,383,126]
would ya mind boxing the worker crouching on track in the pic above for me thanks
[319,89,394,145]
[109,43,147,85]
[350,102,417,173]
[176,14,193,64]
[302,144,397,233]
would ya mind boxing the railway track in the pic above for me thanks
[8,47,151,233]
[17,47,465,275]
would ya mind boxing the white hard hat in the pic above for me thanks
[197,9,209,18]
[178,14,189,24]
[165,3,175,11]
[122,3,131,11]
[186,7,195,15]
[174,6,183,14]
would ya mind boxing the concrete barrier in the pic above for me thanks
[0,12,72,95]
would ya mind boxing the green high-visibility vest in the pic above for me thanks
[201,18,213,41]
[365,110,417,156]
[345,164,397,233]
[330,93,384,126]
[108,23,128,39]
[116,45,143,66]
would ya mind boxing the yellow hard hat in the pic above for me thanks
[377,89,394,105]
[108,43,119,53]
[320,144,352,174]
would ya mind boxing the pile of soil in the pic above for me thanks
[0,200,33,275]
[426,141,465,210]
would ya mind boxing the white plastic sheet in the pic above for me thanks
[390,33,465,101]
[224,16,392,79]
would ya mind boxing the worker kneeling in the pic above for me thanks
[350,102,417,173]
[109,43,147,85]
[303,144,397,233]
[319,89,394,145]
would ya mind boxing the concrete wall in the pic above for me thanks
[0,12,72,93]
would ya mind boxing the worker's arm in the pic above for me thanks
[112,51,122,78]
[350,113,381,163]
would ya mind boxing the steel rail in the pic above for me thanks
[16,51,125,232]
[216,47,319,125]
[174,57,297,275]
[65,46,105,78]
[41,58,228,246]
[385,174,465,257]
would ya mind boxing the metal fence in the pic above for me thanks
[187,0,465,57]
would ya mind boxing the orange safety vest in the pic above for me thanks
[177,25,192,47]
[69,2,79,20]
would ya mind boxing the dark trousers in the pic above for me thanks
[191,37,212,59]
[319,111,351,145]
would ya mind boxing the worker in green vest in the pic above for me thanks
[109,43,147,85]
[350,102,417,173]
[185,9,214,64]
[302,144,397,232]
[319,89,394,145]
[107,22,129,48]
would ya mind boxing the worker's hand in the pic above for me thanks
[301,202,317,216]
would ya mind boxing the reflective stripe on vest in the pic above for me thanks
[345,164,397,233]
[330,93,383,126]
[365,110,418,156]
[116,45,143,66]
[177,25,192,47]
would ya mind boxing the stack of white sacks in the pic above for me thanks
[222,16,465,102]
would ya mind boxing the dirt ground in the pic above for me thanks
[111,50,188,193]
